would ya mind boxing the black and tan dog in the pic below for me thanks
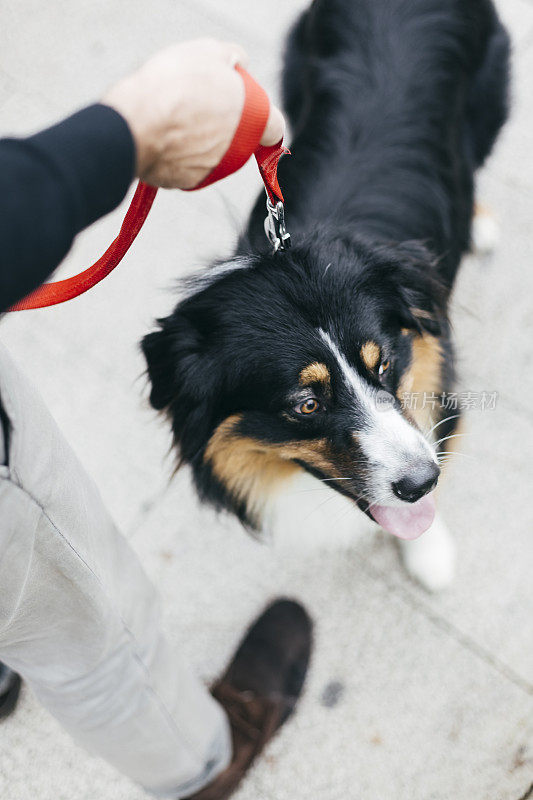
[142,0,510,589]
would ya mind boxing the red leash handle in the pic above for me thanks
[8,66,288,311]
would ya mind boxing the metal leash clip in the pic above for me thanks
[264,194,291,252]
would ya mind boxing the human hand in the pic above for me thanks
[103,38,285,189]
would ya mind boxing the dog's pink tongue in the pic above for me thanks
[369,493,436,540]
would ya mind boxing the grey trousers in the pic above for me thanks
[0,343,231,797]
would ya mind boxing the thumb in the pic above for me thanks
[260,103,286,147]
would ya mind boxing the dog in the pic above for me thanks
[142,0,510,591]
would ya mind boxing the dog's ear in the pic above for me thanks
[141,311,220,460]
[141,325,176,412]
[389,241,447,337]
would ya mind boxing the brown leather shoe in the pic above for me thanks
[184,599,313,800]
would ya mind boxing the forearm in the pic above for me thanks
[0,39,284,313]
[0,104,135,312]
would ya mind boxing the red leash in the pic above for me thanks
[8,65,288,312]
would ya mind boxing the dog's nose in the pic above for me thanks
[392,462,440,503]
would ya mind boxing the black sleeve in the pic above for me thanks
[0,103,136,312]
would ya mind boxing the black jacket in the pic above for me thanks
[0,103,135,312]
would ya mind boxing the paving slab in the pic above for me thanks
[133,495,533,800]
[481,39,533,193]
[4,484,532,800]
[450,173,533,414]
[354,401,533,685]
[0,0,532,799]
[1,0,255,124]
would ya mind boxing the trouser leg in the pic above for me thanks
[0,343,231,797]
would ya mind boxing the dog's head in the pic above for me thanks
[142,231,446,539]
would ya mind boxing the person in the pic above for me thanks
[0,39,312,800]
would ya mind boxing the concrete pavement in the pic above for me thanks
[0,1,532,798]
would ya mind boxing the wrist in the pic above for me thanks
[102,77,162,181]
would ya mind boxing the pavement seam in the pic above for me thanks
[125,487,533,697]
[354,554,533,697]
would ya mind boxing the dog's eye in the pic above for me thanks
[295,397,322,415]
[378,360,390,377]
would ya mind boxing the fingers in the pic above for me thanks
[190,38,283,146]
[115,35,286,188]
[260,103,286,147]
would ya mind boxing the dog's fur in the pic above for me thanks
[142,0,509,587]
